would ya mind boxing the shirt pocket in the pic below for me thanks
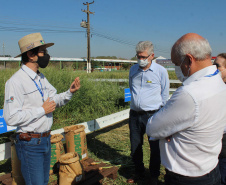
[23,89,43,107]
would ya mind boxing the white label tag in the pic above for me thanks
[82,153,87,159]
[76,175,82,182]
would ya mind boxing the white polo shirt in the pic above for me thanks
[146,65,226,177]
[3,65,73,133]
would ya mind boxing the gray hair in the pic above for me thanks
[136,41,154,55]
[173,38,212,61]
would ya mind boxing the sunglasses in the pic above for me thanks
[39,49,48,55]
[135,54,151,60]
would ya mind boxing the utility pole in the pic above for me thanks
[81,1,94,73]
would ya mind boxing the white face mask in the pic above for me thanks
[175,57,190,82]
[138,59,149,68]
[175,66,188,82]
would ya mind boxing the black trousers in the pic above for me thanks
[165,165,221,185]
[129,109,161,177]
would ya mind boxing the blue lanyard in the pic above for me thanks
[21,68,44,102]
[204,69,219,77]
[33,79,44,102]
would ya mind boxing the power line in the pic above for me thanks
[91,27,137,45]
[0,20,83,30]
[91,32,136,47]
[91,30,170,53]
[0,26,85,33]
[0,18,170,54]
[90,27,170,53]
[0,16,82,30]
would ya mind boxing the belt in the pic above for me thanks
[18,131,51,141]
[165,166,218,179]
[26,130,51,138]
[165,169,185,177]
[131,109,158,115]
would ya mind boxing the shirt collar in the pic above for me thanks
[183,65,218,86]
[150,61,158,71]
[21,64,37,80]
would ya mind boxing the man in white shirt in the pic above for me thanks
[3,33,80,185]
[146,33,226,185]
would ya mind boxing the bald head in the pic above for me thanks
[171,33,212,65]
[176,33,204,43]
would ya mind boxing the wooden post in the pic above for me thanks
[60,61,62,70]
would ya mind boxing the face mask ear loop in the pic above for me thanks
[187,67,191,77]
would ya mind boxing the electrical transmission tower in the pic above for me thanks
[81,1,95,73]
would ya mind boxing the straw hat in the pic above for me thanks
[15,32,54,58]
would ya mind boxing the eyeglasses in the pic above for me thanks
[213,63,219,68]
[39,49,48,55]
[135,54,151,60]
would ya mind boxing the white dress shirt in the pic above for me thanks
[146,65,226,177]
[3,65,73,133]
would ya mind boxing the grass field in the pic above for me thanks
[85,120,166,185]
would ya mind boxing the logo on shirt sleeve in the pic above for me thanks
[6,96,14,103]
[146,80,152,83]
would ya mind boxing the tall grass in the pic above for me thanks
[0,67,130,130]
[0,67,179,130]
[0,68,18,109]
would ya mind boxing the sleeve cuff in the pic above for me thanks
[67,89,73,97]
[149,137,157,141]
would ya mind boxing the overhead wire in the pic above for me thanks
[91,32,136,47]
[0,15,83,30]
[90,27,137,46]
[0,21,83,31]
[90,27,170,54]
[0,17,170,54]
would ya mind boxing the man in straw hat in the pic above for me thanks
[3,32,80,185]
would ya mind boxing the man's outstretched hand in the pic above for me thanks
[70,77,80,93]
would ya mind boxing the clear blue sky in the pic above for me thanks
[0,0,226,59]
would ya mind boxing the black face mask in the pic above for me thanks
[37,54,50,68]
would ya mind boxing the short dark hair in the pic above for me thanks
[217,53,226,59]
[21,47,39,63]
[217,53,226,67]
